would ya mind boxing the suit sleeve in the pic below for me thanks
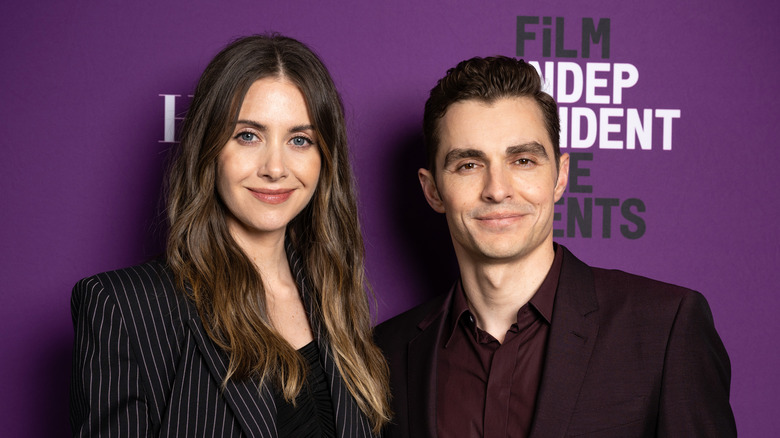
[70,276,151,437]
[657,291,737,437]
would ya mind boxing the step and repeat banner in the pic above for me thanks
[2,1,778,435]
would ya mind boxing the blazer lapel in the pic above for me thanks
[187,317,278,438]
[530,248,600,438]
[288,244,374,436]
[406,287,453,438]
[317,334,375,435]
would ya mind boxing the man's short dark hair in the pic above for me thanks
[422,56,560,176]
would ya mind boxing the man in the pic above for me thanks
[375,56,736,437]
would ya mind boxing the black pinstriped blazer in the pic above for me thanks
[70,247,376,437]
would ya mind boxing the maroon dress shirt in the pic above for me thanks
[436,246,563,438]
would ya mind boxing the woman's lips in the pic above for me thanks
[248,188,294,204]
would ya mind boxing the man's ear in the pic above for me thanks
[418,168,446,213]
[554,153,570,202]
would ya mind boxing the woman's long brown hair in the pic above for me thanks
[165,35,390,432]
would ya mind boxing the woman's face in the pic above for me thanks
[217,77,321,244]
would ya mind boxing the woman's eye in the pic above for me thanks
[291,136,312,147]
[237,132,257,142]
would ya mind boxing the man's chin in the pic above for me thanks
[473,243,529,262]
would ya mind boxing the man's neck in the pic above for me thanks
[456,244,555,343]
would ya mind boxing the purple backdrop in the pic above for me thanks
[2,1,778,435]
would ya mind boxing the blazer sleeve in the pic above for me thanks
[657,291,737,437]
[70,276,152,437]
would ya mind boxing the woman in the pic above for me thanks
[70,35,391,437]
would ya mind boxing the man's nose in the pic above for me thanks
[481,165,512,203]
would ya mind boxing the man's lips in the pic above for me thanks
[248,188,294,204]
[473,211,528,227]
[474,211,526,221]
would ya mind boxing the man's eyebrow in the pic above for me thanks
[506,142,549,159]
[443,148,487,167]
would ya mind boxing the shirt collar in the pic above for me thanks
[442,243,564,347]
[443,280,472,347]
[530,242,563,324]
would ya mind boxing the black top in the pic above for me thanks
[275,340,336,438]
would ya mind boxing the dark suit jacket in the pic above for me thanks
[70,252,376,437]
[375,246,736,437]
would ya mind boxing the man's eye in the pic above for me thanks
[459,162,477,170]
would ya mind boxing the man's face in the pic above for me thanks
[418,96,569,264]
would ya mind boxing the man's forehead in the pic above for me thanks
[436,96,551,160]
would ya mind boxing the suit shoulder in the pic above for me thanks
[589,266,708,315]
[376,292,448,346]
[72,259,194,328]
[592,267,694,294]
[80,258,170,284]
[75,259,177,299]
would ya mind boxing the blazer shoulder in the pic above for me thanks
[76,258,174,291]
[75,258,187,303]
[72,259,196,343]
[591,266,697,299]
[591,266,693,292]
[71,260,201,426]
[560,246,693,299]
[375,291,449,349]
[558,246,706,323]
[585,266,716,329]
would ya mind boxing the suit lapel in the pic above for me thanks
[317,335,374,435]
[406,287,453,438]
[530,248,600,438]
[288,244,374,436]
[187,317,278,438]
